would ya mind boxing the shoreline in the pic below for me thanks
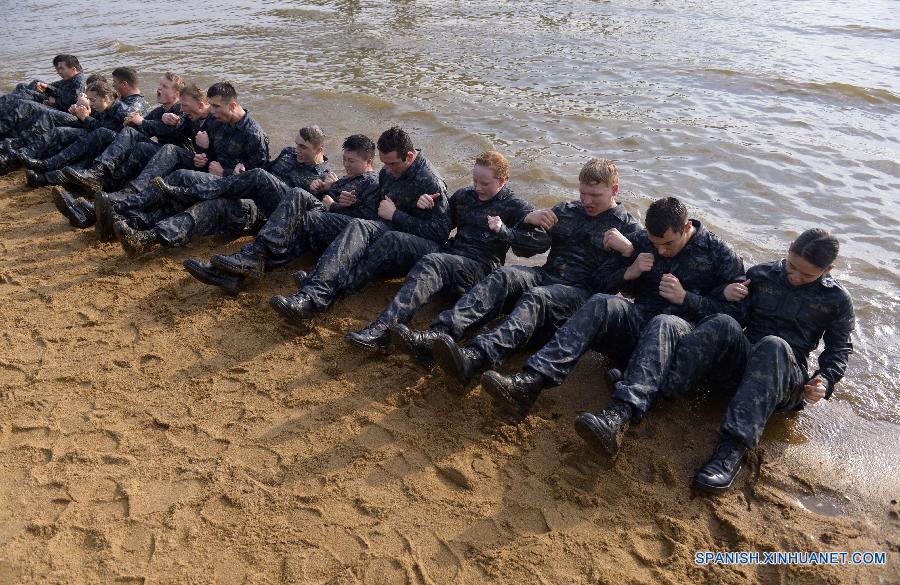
[0,173,896,583]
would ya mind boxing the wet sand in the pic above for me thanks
[0,172,897,583]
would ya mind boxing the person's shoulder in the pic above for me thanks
[818,272,853,305]
[748,260,781,279]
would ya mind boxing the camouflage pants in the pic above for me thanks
[44,127,116,171]
[299,220,440,310]
[19,126,85,159]
[127,143,194,193]
[152,198,259,248]
[374,252,489,327]
[93,126,161,188]
[12,102,79,143]
[118,168,219,230]
[611,314,695,416]
[524,293,648,386]
[661,314,806,447]
[247,189,330,262]
[183,168,294,216]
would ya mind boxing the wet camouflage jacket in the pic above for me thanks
[741,260,854,397]
[43,73,86,111]
[515,201,640,292]
[444,186,537,268]
[207,111,270,176]
[80,94,146,132]
[326,171,381,220]
[136,102,190,148]
[378,150,449,243]
[614,219,745,322]
[267,148,329,191]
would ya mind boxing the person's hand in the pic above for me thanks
[161,112,181,126]
[322,194,335,210]
[43,97,56,106]
[338,189,356,207]
[378,197,396,220]
[659,273,686,305]
[803,376,827,404]
[724,279,751,302]
[72,104,90,121]
[323,171,339,188]
[194,130,209,149]
[488,215,504,233]
[308,179,325,194]
[233,163,246,175]
[625,252,654,281]
[193,153,208,168]
[523,208,558,230]
[416,193,441,209]
[603,228,634,256]
[125,112,143,126]
[36,82,47,92]
[208,161,224,176]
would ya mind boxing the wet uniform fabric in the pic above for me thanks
[431,201,639,365]
[659,259,854,447]
[169,148,328,216]
[0,73,86,135]
[523,220,745,403]
[296,150,449,309]
[369,186,537,328]
[150,198,260,249]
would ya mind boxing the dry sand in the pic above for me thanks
[0,173,896,584]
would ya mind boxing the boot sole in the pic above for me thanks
[183,260,242,296]
[573,416,618,464]
[432,336,473,391]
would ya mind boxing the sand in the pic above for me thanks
[0,173,896,584]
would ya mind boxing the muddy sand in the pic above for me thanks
[0,173,896,584]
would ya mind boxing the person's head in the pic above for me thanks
[472,150,509,200]
[157,72,184,106]
[206,82,240,122]
[295,126,326,164]
[786,228,838,286]
[341,134,375,177]
[85,73,107,85]
[52,54,80,79]
[377,126,416,178]
[111,67,139,96]
[179,84,209,121]
[578,157,619,216]
[85,80,117,112]
[645,197,692,257]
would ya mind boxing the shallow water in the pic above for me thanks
[1,0,897,494]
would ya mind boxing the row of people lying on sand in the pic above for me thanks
[0,63,854,494]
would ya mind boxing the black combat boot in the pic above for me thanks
[44,169,67,186]
[93,191,122,241]
[25,169,48,188]
[389,324,445,368]
[72,197,97,227]
[573,400,634,462]
[432,334,487,389]
[113,220,160,257]
[63,164,107,193]
[270,293,316,324]
[607,367,623,386]
[152,176,191,204]
[345,321,390,351]
[480,369,547,422]
[693,434,747,493]
[15,152,46,172]
[210,245,267,278]
[52,186,91,228]
[0,153,16,175]
[183,258,244,296]
[292,270,308,289]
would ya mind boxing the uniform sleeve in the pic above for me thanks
[332,177,381,220]
[391,192,452,243]
[815,295,855,399]
[139,109,186,139]
[677,246,746,322]
[242,130,270,172]
[43,79,63,98]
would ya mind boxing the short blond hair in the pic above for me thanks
[163,71,186,94]
[474,150,510,181]
[579,157,618,187]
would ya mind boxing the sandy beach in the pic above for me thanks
[0,172,896,584]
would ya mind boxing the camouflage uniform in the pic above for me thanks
[524,220,745,407]
[148,198,260,249]
[0,73,86,135]
[660,260,854,447]
[169,147,328,216]
[296,150,448,309]
[369,186,536,327]
[432,201,639,365]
